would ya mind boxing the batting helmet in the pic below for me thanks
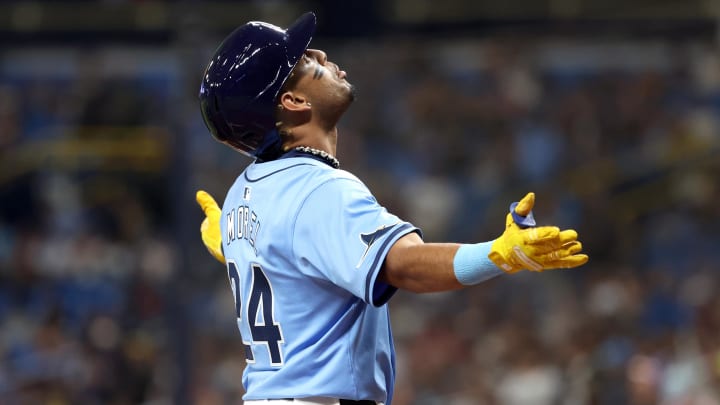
[199,12,316,160]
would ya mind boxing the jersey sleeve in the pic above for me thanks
[291,176,420,306]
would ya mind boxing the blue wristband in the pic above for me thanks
[453,242,504,286]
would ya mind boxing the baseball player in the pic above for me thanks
[195,12,588,405]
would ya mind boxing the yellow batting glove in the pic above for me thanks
[488,192,589,273]
[196,190,225,264]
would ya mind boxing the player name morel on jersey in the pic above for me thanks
[226,204,260,255]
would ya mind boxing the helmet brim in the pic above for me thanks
[285,12,317,70]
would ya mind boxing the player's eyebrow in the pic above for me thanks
[312,66,324,80]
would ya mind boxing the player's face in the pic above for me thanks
[290,49,355,107]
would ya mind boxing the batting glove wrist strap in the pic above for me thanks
[453,242,505,285]
[510,201,536,228]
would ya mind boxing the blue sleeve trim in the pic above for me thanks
[453,241,505,285]
[364,223,420,306]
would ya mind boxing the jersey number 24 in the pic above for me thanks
[227,261,284,366]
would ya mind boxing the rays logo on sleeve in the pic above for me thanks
[356,223,399,268]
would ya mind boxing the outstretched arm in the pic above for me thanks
[381,192,588,293]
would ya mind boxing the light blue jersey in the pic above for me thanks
[220,155,419,403]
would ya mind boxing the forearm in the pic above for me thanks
[381,242,464,293]
[380,233,504,293]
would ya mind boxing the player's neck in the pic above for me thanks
[282,124,338,157]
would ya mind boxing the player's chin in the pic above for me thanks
[346,83,356,102]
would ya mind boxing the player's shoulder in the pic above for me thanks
[308,165,366,191]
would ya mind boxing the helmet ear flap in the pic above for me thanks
[198,12,316,159]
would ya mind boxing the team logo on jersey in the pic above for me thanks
[243,186,252,201]
[356,223,398,268]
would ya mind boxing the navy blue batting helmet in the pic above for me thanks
[199,12,316,160]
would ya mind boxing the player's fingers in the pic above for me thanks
[542,254,589,269]
[523,226,560,244]
[202,234,226,264]
[200,217,210,233]
[200,217,225,263]
[514,192,535,216]
[563,240,583,256]
[558,229,578,245]
[534,240,583,258]
[527,228,578,252]
[196,190,220,214]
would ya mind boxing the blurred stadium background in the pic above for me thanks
[0,1,719,404]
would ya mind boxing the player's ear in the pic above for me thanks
[278,91,311,112]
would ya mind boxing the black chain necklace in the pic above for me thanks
[293,146,340,168]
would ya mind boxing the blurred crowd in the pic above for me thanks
[1,33,720,405]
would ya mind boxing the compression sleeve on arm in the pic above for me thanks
[453,241,505,286]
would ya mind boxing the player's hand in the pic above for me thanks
[488,192,588,273]
[196,190,225,264]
